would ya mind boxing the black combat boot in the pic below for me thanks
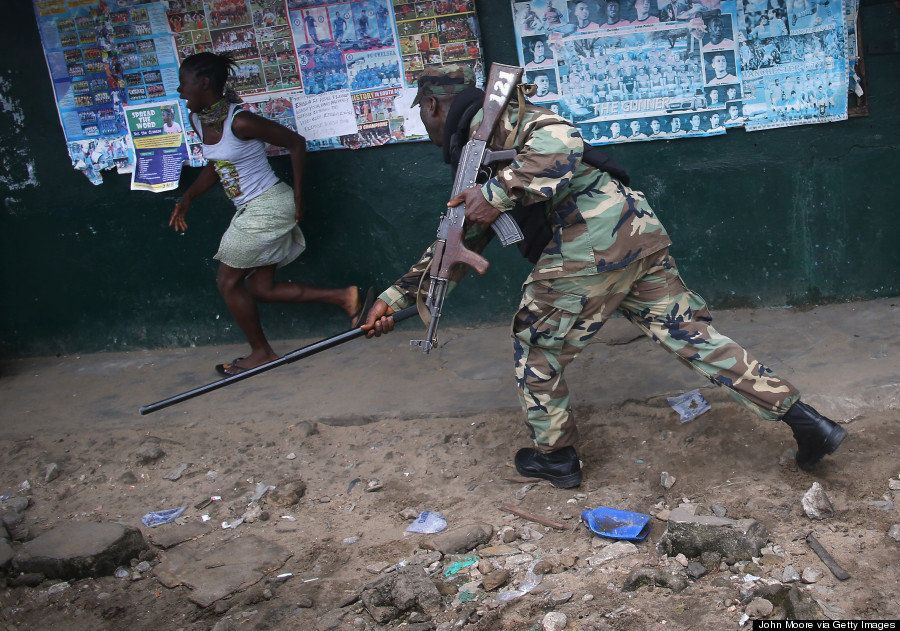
[781,400,847,470]
[514,446,582,488]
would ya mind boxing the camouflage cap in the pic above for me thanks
[411,64,476,106]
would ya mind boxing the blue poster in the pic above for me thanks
[510,0,848,145]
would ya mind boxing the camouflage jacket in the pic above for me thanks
[378,102,672,310]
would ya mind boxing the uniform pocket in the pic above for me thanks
[512,281,586,351]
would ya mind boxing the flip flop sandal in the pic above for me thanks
[215,357,248,377]
[351,286,375,328]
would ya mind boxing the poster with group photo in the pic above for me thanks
[510,0,848,146]
[34,0,486,186]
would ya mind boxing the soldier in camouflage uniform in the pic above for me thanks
[363,66,846,488]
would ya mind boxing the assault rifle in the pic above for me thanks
[410,63,525,353]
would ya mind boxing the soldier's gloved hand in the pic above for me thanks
[450,186,500,227]
[362,299,395,338]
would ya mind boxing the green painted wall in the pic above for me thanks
[1,0,898,358]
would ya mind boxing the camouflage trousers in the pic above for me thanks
[512,248,801,451]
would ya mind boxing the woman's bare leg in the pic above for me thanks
[244,264,360,319]
[216,263,277,369]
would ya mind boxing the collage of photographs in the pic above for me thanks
[511,0,847,144]
[167,0,301,94]
[394,0,481,86]
[513,0,745,144]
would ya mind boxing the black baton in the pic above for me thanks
[139,305,419,415]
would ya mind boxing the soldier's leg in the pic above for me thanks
[512,270,640,451]
[617,251,800,420]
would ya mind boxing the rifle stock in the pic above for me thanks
[139,305,419,415]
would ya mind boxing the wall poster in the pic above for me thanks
[32,0,486,186]
[510,0,848,146]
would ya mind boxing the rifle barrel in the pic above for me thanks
[139,305,419,415]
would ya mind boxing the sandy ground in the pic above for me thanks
[0,299,898,630]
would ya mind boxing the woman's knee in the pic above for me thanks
[216,267,245,294]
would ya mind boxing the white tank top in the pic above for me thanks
[192,104,280,208]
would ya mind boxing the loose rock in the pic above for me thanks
[674,553,689,567]
[297,595,314,608]
[801,567,823,584]
[746,597,774,618]
[801,483,834,520]
[47,581,70,595]
[887,524,900,542]
[711,504,727,518]
[532,559,554,575]
[135,441,165,465]
[590,541,639,565]
[782,565,801,583]
[367,562,391,575]
[295,421,319,437]
[623,566,688,593]
[44,463,60,483]
[501,528,518,544]
[119,471,137,485]
[686,561,707,579]
[660,471,676,490]
[360,566,441,624]
[268,480,307,508]
[162,463,189,482]
[481,569,509,592]
[700,551,722,570]
[422,524,493,555]
[550,589,573,605]
[657,507,768,561]
[13,522,147,580]
[400,508,419,520]
[542,611,567,631]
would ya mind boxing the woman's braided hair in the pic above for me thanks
[181,52,241,102]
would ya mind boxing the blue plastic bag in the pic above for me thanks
[141,506,186,527]
[581,506,652,541]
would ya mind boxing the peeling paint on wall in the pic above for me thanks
[0,73,39,195]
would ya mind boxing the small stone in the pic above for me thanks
[400,508,419,520]
[481,569,509,592]
[801,482,834,520]
[366,562,390,575]
[889,479,900,491]
[501,529,518,544]
[422,523,493,555]
[135,442,165,465]
[656,509,671,521]
[590,541,639,565]
[295,421,319,438]
[782,565,801,583]
[550,589,573,605]
[477,559,494,575]
[297,595,314,608]
[674,553,689,567]
[711,504,727,518]
[888,524,900,542]
[342,536,360,545]
[745,597,774,618]
[163,463,189,481]
[135,561,151,573]
[623,566,689,593]
[9,573,44,587]
[47,581,70,595]
[801,567,823,584]
[533,559,554,575]
[365,479,383,493]
[269,480,307,508]
[700,551,722,569]
[44,463,60,483]
[286,453,296,460]
[519,543,538,553]
[686,561,707,579]
[119,471,138,485]
[660,472,676,490]
[542,611,567,631]
[582,593,594,602]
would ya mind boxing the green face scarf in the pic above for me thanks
[197,97,230,127]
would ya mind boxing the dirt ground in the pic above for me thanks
[0,301,898,630]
